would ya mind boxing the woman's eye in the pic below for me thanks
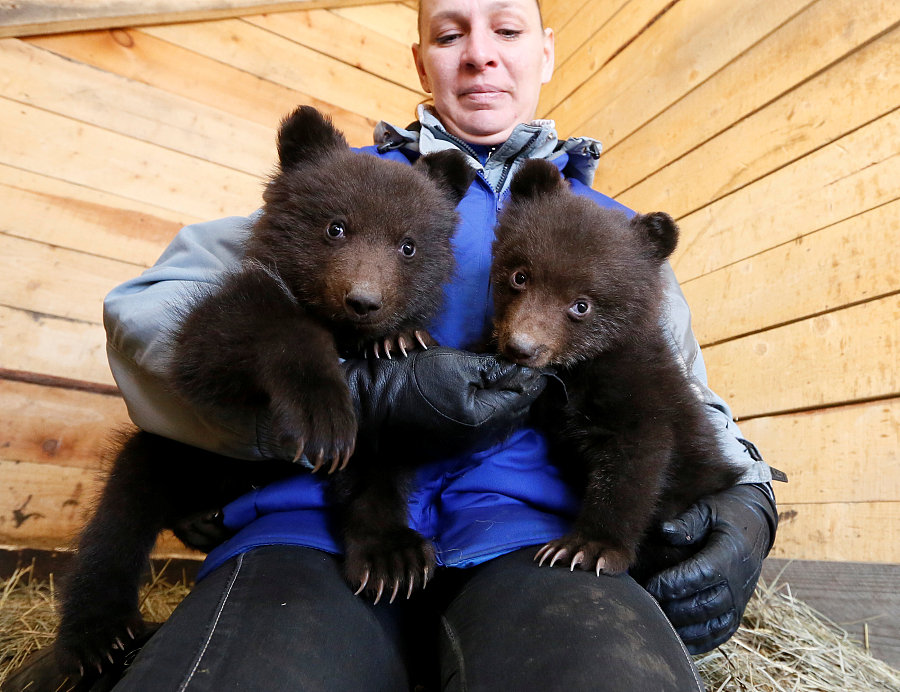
[435,32,462,45]
[496,29,523,39]
[568,300,591,319]
[510,270,528,288]
[326,221,345,239]
[400,239,416,257]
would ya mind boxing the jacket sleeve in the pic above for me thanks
[659,263,774,484]
[103,212,281,460]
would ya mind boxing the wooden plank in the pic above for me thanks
[244,9,423,91]
[332,3,419,49]
[541,0,627,69]
[0,306,112,386]
[682,200,900,345]
[545,0,810,141]
[24,29,377,146]
[599,0,898,198]
[617,25,900,218]
[0,379,128,471]
[672,108,900,282]
[0,0,394,39]
[0,98,265,219]
[769,501,900,564]
[762,558,900,669]
[0,234,138,324]
[0,38,276,178]
[0,460,196,557]
[539,0,669,115]
[704,296,899,419]
[142,18,422,124]
[0,164,191,267]
[739,399,900,505]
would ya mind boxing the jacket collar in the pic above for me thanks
[374,105,603,189]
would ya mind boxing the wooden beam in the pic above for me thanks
[1,38,277,178]
[0,306,112,386]
[617,25,900,219]
[671,108,899,282]
[546,0,809,141]
[598,0,898,200]
[0,97,265,219]
[0,164,191,267]
[24,30,378,146]
[704,296,899,419]
[0,234,139,324]
[0,379,128,471]
[244,9,423,92]
[682,200,900,346]
[141,18,423,124]
[739,399,900,505]
[769,501,900,564]
[0,0,398,39]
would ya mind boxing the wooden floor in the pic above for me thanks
[763,558,900,669]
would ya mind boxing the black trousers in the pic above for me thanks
[111,545,704,691]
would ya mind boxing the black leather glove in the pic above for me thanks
[644,483,778,654]
[343,347,547,456]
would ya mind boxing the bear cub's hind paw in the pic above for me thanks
[535,534,635,576]
[55,608,146,677]
[344,528,437,604]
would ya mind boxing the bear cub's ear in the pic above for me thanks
[509,159,565,201]
[631,211,679,262]
[415,150,477,206]
[276,106,349,172]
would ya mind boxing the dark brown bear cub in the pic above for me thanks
[490,159,740,579]
[56,106,474,677]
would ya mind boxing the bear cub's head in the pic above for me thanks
[248,106,475,342]
[491,159,678,369]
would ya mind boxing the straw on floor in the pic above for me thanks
[1,563,899,691]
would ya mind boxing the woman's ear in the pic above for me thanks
[541,27,555,84]
[412,43,432,93]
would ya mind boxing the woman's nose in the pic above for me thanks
[463,29,498,69]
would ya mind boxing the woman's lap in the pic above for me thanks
[111,545,702,691]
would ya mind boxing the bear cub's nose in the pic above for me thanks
[345,289,383,317]
[503,333,543,364]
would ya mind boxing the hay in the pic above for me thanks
[1,565,898,690]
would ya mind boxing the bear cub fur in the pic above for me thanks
[490,159,740,579]
[56,106,474,676]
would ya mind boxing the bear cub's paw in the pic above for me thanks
[344,527,437,604]
[269,385,358,474]
[535,534,635,576]
[56,608,145,676]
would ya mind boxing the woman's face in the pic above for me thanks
[413,0,554,146]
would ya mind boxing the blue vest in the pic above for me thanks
[197,147,632,580]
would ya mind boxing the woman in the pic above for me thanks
[99,0,778,689]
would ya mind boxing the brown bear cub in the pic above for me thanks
[56,106,474,677]
[490,159,740,579]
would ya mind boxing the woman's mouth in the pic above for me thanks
[460,86,506,104]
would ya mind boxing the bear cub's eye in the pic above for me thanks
[326,221,346,239]
[568,300,591,320]
[510,270,528,289]
[400,238,416,257]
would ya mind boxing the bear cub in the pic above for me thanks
[490,159,740,579]
[56,106,474,677]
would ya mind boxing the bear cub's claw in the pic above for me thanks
[535,534,634,576]
[344,528,436,604]
[368,329,437,360]
[271,387,357,474]
[55,609,145,678]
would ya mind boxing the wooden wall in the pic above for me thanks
[0,0,898,568]
[541,0,899,564]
